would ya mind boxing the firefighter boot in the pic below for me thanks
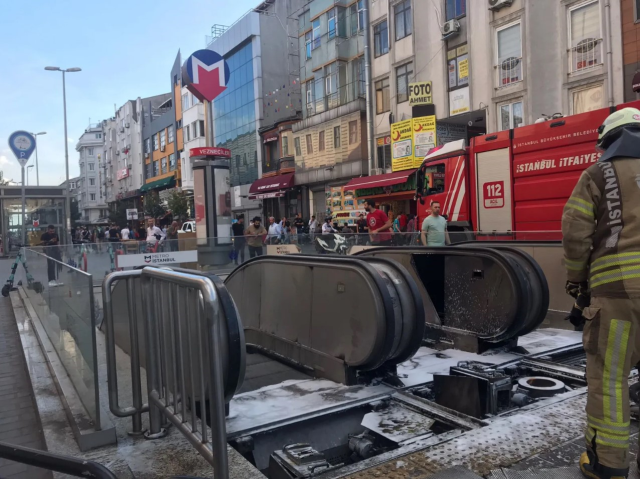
[580,451,628,478]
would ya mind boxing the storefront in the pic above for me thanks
[344,169,418,217]
[248,173,296,220]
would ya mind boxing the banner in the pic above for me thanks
[409,82,432,106]
[391,120,414,171]
[412,116,437,166]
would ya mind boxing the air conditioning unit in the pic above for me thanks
[119,127,124,133]
[161,146,166,152]
[125,122,130,128]
[488,0,513,11]
[127,164,132,169]
[115,150,120,156]
[442,19,461,37]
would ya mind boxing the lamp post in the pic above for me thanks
[45,66,81,244]
[26,165,34,186]
[31,132,46,186]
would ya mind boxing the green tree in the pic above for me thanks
[167,190,189,222]
[144,192,167,220]
[70,198,82,227]
[108,201,128,227]
[0,171,9,186]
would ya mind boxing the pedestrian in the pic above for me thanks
[309,215,317,242]
[40,225,63,287]
[108,223,121,245]
[294,214,305,235]
[231,215,246,264]
[121,224,130,241]
[407,214,417,245]
[267,217,282,245]
[166,220,179,252]
[322,217,337,235]
[421,201,449,247]
[145,219,165,249]
[356,213,368,245]
[245,217,266,258]
[282,217,291,244]
[363,199,392,246]
[97,226,105,252]
[562,107,640,479]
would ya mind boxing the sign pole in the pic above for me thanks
[7,131,36,248]
[21,165,25,247]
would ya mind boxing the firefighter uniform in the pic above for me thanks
[562,108,640,479]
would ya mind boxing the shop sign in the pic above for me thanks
[263,133,279,144]
[412,116,437,165]
[117,251,198,268]
[126,209,139,220]
[409,82,432,106]
[355,175,417,198]
[391,120,414,171]
[117,168,129,180]
[267,244,301,255]
[437,123,468,145]
[190,147,231,158]
[376,136,391,146]
[449,87,471,116]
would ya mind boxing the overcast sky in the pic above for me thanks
[0,0,258,185]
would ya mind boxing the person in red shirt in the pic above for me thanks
[364,199,393,246]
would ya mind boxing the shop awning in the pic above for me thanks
[140,176,175,193]
[344,169,418,191]
[249,173,294,199]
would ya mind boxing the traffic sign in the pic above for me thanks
[8,131,36,167]
[182,49,230,102]
[126,209,139,220]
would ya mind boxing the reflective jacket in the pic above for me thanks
[562,157,640,298]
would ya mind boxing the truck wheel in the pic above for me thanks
[1,285,10,297]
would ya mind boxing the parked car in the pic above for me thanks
[179,221,196,233]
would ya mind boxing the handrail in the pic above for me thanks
[0,441,117,479]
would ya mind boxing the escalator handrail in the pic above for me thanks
[0,441,117,478]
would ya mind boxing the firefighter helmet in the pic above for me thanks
[596,107,640,151]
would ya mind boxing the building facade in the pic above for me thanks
[75,124,107,223]
[179,86,206,201]
[206,0,305,221]
[621,0,640,101]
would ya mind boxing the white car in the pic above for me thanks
[179,221,196,233]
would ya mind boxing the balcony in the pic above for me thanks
[495,57,523,89]
[569,38,603,75]
[305,80,365,118]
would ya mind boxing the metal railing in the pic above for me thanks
[495,57,523,88]
[103,267,228,479]
[569,38,602,74]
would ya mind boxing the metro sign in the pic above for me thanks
[182,49,231,103]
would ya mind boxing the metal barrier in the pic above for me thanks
[102,267,229,479]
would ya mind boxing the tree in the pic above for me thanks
[144,192,167,220]
[108,201,128,227]
[167,190,189,222]
[0,172,9,186]
[70,198,82,227]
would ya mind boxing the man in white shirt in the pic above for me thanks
[121,226,130,241]
[267,217,283,244]
[309,215,318,241]
[146,219,166,245]
[322,217,336,234]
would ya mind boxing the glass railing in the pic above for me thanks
[21,248,100,428]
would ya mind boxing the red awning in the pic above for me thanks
[249,173,295,199]
[344,169,417,190]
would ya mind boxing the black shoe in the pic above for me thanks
[580,451,628,478]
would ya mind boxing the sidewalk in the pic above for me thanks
[0,297,51,478]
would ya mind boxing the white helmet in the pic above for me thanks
[596,107,640,151]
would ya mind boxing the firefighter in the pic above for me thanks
[562,107,640,479]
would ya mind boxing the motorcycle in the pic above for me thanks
[314,233,350,255]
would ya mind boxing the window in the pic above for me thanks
[499,101,524,131]
[146,162,152,179]
[153,134,158,150]
[572,84,604,114]
[192,94,199,105]
[447,44,469,90]
[395,0,412,41]
[375,78,390,113]
[306,81,314,109]
[169,153,177,171]
[312,19,321,49]
[191,121,197,138]
[319,131,325,151]
[161,157,167,174]
[168,125,175,143]
[90,193,96,201]
[377,142,392,170]
[160,130,166,149]
[358,1,365,32]
[422,164,446,195]
[334,126,341,148]
[328,8,337,39]
[182,93,190,111]
[95,133,102,139]
[144,138,150,154]
[283,136,289,156]
[199,120,206,137]
[396,63,413,103]
[295,137,302,156]
[306,134,313,154]
[569,1,602,73]
[89,178,95,186]
[354,57,365,98]
[349,120,358,145]
[326,62,338,108]
[374,20,389,57]
[185,125,190,142]
[350,1,364,35]
[153,161,159,177]
[315,77,325,113]
[89,163,95,171]
[636,0,640,21]
[88,147,94,156]
[305,31,312,59]
[446,0,466,21]
[497,22,522,86]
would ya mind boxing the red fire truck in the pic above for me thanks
[415,100,640,240]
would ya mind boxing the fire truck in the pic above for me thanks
[415,100,640,240]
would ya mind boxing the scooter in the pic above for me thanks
[314,233,349,255]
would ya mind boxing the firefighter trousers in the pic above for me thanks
[582,296,640,470]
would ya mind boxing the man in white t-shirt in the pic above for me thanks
[121,226,130,241]
[146,219,166,245]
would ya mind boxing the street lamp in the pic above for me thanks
[30,131,46,186]
[26,165,34,186]
[45,66,81,243]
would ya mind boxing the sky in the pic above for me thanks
[0,0,258,186]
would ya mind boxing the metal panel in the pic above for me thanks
[476,147,513,232]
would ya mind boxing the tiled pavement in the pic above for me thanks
[0,297,51,478]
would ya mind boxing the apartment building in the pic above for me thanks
[75,125,107,223]
[621,0,640,101]
[179,86,206,203]
[206,0,305,220]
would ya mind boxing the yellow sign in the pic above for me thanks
[457,44,469,56]
[412,116,437,167]
[458,57,469,81]
[391,120,414,172]
[409,82,432,106]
